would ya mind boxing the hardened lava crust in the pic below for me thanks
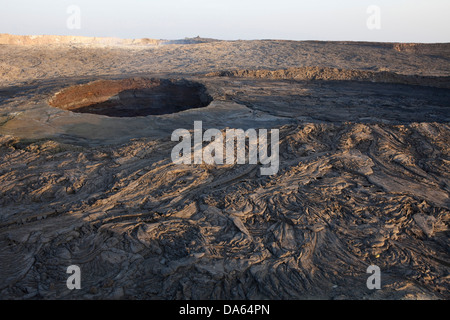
[0,36,449,300]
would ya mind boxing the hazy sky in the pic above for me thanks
[1,0,449,42]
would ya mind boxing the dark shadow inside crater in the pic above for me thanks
[49,78,213,117]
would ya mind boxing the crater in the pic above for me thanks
[49,78,213,117]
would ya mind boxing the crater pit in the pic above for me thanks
[49,78,213,117]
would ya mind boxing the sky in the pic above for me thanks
[1,0,449,43]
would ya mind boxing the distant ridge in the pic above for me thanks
[0,33,163,46]
[0,33,221,46]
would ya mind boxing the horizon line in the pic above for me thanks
[1,33,449,45]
